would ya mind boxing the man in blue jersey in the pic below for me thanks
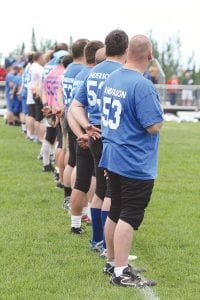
[19,53,34,134]
[70,30,128,254]
[67,41,104,234]
[61,39,89,209]
[98,35,163,287]
[5,65,18,124]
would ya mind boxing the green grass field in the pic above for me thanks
[0,119,200,300]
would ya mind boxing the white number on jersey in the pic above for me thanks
[102,97,122,129]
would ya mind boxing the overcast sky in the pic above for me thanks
[1,0,199,66]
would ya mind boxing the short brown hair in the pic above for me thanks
[84,41,104,64]
[72,39,89,59]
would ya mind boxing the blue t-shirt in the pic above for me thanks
[5,73,15,100]
[62,63,84,111]
[72,66,92,99]
[99,68,164,180]
[75,60,121,125]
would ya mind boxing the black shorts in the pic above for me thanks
[74,144,94,193]
[56,123,62,149]
[89,136,111,200]
[34,98,43,122]
[28,104,36,119]
[67,123,77,168]
[108,171,154,230]
[45,126,57,145]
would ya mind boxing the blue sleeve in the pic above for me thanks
[75,80,88,106]
[135,80,164,128]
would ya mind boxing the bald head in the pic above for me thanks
[127,35,152,62]
[95,47,106,64]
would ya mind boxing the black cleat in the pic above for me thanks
[56,182,64,189]
[43,164,54,172]
[62,196,71,210]
[104,263,146,276]
[110,266,156,288]
[71,227,85,235]
[103,263,114,275]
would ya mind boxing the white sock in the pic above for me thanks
[43,142,51,166]
[71,215,82,228]
[27,129,30,137]
[107,260,115,267]
[82,206,88,216]
[87,202,91,219]
[55,166,59,173]
[39,144,44,157]
[21,123,26,132]
[114,266,128,277]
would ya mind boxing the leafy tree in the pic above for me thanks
[31,28,37,52]
[20,42,25,55]
[39,38,56,53]
[149,32,182,81]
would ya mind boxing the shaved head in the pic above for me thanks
[127,35,152,62]
[95,47,106,64]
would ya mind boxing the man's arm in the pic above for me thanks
[70,99,89,129]
[67,108,84,138]
[146,122,163,134]
[67,108,89,149]
[71,99,101,139]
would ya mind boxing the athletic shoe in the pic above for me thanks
[89,240,104,252]
[99,248,107,258]
[62,196,71,210]
[43,164,54,172]
[110,266,156,288]
[103,263,114,275]
[71,227,85,235]
[104,263,146,276]
[56,182,64,189]
[53,171,59,182]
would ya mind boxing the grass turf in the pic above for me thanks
[0,119,199,299]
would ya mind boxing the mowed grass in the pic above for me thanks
[0,118,199,300]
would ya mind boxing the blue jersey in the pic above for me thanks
[62,63,84,111]
[75,60,121,125]
[72,66,92,99]
[5,73,15,100]
[99,68,164,180]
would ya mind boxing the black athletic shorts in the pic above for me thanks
[34,98,43,122]
[56,123,62,149]
[66,121,77,168]
[45,126,57,145]
[89,134,111,200]
[108,171,154,230]
[74,144,94,193]
[28,104,36,119]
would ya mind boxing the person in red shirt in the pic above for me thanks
[167,74,180,105]
[0,64,6,81]
[0,64,7,99]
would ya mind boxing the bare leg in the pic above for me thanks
[114,219,134,267]
[63,164,74,188]
[71,189,86,216]
[105,217,117,261]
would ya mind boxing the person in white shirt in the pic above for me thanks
[27,52,44,141]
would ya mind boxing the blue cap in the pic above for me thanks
[12,62,23,68]
[53,50,69,63]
